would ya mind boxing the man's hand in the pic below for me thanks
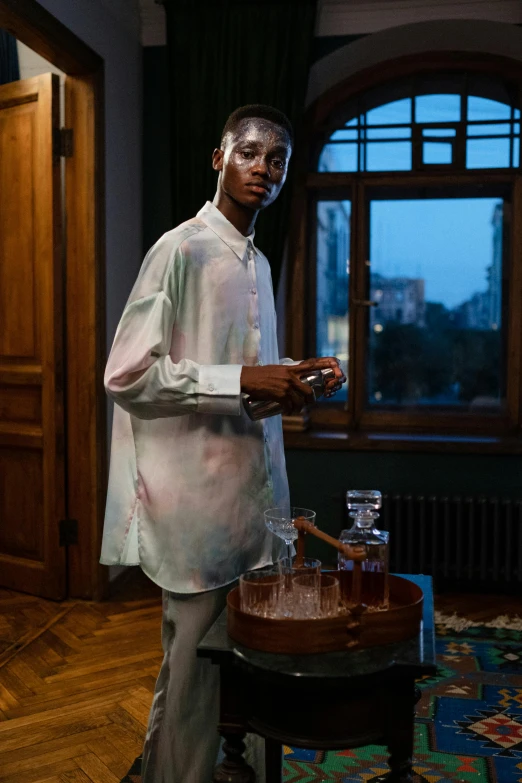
[241,357,346,415]
[297,357,346,398]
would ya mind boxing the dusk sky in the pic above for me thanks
[370,197,502,309]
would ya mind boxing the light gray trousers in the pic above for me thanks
[141,584,266,783]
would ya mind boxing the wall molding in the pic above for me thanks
[307,18,522,106]
[318,0,522,37]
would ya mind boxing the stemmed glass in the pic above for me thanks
[264,507,316,561]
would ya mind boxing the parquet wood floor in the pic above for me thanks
[0,569,162,783]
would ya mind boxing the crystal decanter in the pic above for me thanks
[338,490,389,611]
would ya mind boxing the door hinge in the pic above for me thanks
[53,127,74,160]
[59,519,78,546]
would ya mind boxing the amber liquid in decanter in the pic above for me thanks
[338,490,389,611]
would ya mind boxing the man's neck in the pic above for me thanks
[213,190,257,237]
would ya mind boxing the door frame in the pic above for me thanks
[0,0,107,599]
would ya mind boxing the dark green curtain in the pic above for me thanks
[0,30,20,85]
[164,0,317,287]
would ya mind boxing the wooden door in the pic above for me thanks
[0,73,66,599]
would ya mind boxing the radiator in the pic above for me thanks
[380,494,522,590]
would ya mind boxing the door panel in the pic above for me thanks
[0,74,66,598]
[0,448,44,559]
[0,105,38,358]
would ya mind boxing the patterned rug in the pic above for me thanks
[120,617,522,782]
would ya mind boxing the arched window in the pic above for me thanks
[317,72,520,173]
[292,62,522,442]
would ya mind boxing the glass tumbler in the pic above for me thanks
[317,574,341,617]
[277,557,322,617]
[293,573,340,619]
[279,556,321,589]
[239,568,283,618]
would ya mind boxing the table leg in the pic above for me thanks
[382,683,421,782]
[212,730,256,783]
[265,738,282,783]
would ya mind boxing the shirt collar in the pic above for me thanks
[197,201,256,260]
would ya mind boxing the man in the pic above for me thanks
[101,104,345,782]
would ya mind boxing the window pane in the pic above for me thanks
[366,127,411,139]
[416,94,460,123]
[367,198,505,411]
[514,138,520,168]
[330,129,358,141]
[316,201,350,402]
[466,138,510,169]
[423,142,452,164]
[366,142,411,171]
[423,128,457,137]
[346,117,358,127]
[467,123,511,136]
[366,99,411,125]
[318,144,358,172]
[468,96,511,121]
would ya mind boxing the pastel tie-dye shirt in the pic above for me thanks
[100,202,290,592]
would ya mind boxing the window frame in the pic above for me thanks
[286,53,522,448]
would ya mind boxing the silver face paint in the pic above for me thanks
[220,118,292,210]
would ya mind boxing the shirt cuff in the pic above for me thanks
[197,364,242,415]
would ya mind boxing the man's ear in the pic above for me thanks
[212,148,224,172]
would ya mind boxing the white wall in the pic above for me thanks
[17,39,65,80]
[16,41,65,124]
[35,0,143,355]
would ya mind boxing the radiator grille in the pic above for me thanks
[380,495,522,590]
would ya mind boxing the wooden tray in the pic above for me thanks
[227,573,423,654]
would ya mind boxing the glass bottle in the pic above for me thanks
[338,490,389,611]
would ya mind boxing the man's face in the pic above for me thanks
[213,118,292,211]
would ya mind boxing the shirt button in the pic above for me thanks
[257,360,263,366]
[208,384,215,392]
[251,288,257,295]
[254,323,259,330]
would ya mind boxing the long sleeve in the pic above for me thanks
[105,242,242,420]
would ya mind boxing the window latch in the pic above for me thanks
[352,299,378,307]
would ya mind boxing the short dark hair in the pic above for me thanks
[221,104,294,147]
